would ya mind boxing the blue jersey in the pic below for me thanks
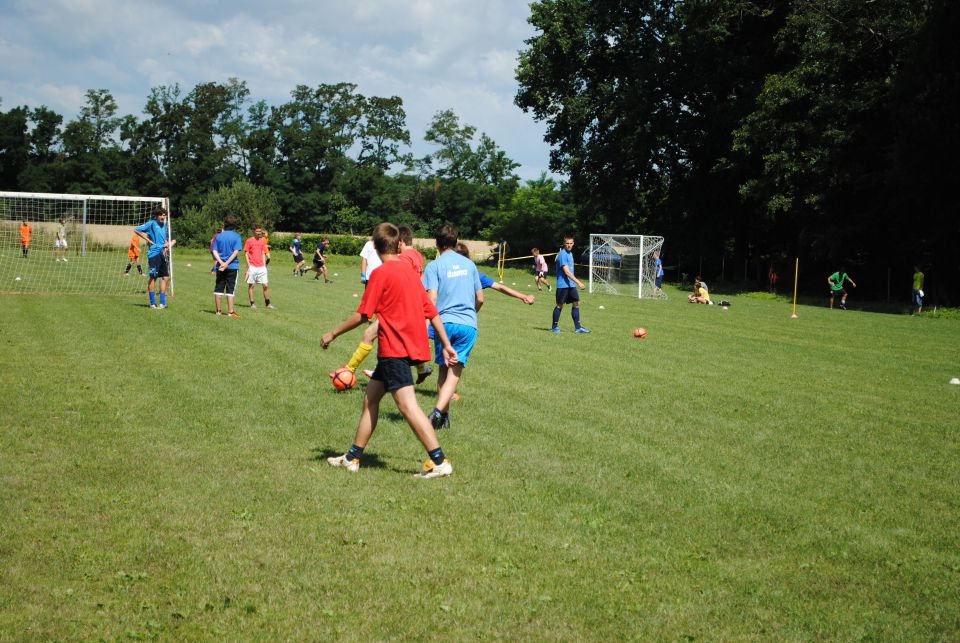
[291,238,301,254]
[135,220,169,258]
[655,257,664,278]
[423,250,482,329]
[556,248,576,288]
[213,230,243,269]
[479,273,494,289]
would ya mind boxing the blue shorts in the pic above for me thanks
[433,322,478,367]
[913,289,923,306]
[148,253,169,279]
[655,276,663,288]
[556,287,580,305]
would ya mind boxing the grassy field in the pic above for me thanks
[1,249,958,640]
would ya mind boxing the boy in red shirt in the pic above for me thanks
[321,222,457,479]
[244,225,273,309]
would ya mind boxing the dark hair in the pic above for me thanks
[154,207,167,218]
[372,222,400,255]
[435,224,458,250]
[398,226,414,246]
[455,242,470,258]
[563,235,574,242]
[223,215,237,230]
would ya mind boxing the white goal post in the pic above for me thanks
[0,191,170,295]
[588,233,666,299]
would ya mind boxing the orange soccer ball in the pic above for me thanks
[633,327,647,339]
[331,367,357,391]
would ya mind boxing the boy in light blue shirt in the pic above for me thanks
[134,207,176,309]
[552,235,589,333]
[422,224,483,430]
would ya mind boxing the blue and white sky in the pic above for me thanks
[0,0,557,181]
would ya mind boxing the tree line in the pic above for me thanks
[516,0,958,302]
[0,81,575,253]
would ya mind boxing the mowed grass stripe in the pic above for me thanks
[1,249,958,639]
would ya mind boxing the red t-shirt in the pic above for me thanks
[244,236,267,267]
[400,248,424,275]
[357,260,438,361]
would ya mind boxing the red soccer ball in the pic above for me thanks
[331,367,356,391]
[633,327,647,339]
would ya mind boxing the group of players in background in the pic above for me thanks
[127,206,928,478]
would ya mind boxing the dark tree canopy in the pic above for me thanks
[516,0,959,302]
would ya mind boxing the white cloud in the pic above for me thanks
[0,0,557,179]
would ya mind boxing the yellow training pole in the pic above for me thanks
[791,257,799,319]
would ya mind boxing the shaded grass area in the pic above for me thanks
[1,250,958,639]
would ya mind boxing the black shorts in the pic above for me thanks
[214,269,239,296]
[371,357,416,392]
[556,287,580,305]
[536,271,546,279]
[314,259,325,268]
[830,289,846,300]
[148,253,169,279]
[293,252,303,263]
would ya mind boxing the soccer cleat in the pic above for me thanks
[228,311,240,318]
[327,454,360,473]
[441,414,451,429]
[266,304,276,309]
[840,303,847,310]
[574,327,591,334]
[158,304,166,309]
[414,458,453,479]
[550,326,561,333]
[428,409,444,430]
[150,304,158,309]
[547,284,551,291]
[62,258,68,262]
[415,364,434,384]
[216,311,222,316]
[249,302,257,309]
[452,392,460,402]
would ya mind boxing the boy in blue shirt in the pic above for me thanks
[552,235,589,333]
[423,225,483,430]
[212,215,243,317]
[134,207,176,309]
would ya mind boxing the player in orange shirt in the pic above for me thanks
[19,219,32,258]
[124,234,143,275]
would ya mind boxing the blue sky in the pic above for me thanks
[0,0,556,180]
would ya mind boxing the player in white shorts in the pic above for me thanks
[244,225,273,309]
[54,218,69,262]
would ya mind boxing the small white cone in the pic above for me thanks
[334,273,339,276]
[950,378,960,385]
[15,277,22,281]
[353,293,358,298]
[186,263,192,267]
[598,305,605,310]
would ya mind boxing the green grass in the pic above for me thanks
[1,250,958,640]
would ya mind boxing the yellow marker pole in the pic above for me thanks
[791,257,799,319]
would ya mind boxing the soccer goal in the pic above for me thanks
[0,191,170,295]
[588,233,666,298]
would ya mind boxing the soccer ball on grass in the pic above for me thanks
[331,367,356,391]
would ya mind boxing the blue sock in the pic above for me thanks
[572,307,581,328]
[428,447,445,465]
[346,444,364,462]
[159,292,166,306]
[552,307,561,328]
[149,291,156,306]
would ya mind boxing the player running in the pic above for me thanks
[827,267,857,310]
[321,222,457,479]
[532,247,551,292]
[289,233,306,276]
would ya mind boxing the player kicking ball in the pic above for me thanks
[321,222,457,479]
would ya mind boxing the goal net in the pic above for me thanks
[0,191,170,295]
[588,233,666,298]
